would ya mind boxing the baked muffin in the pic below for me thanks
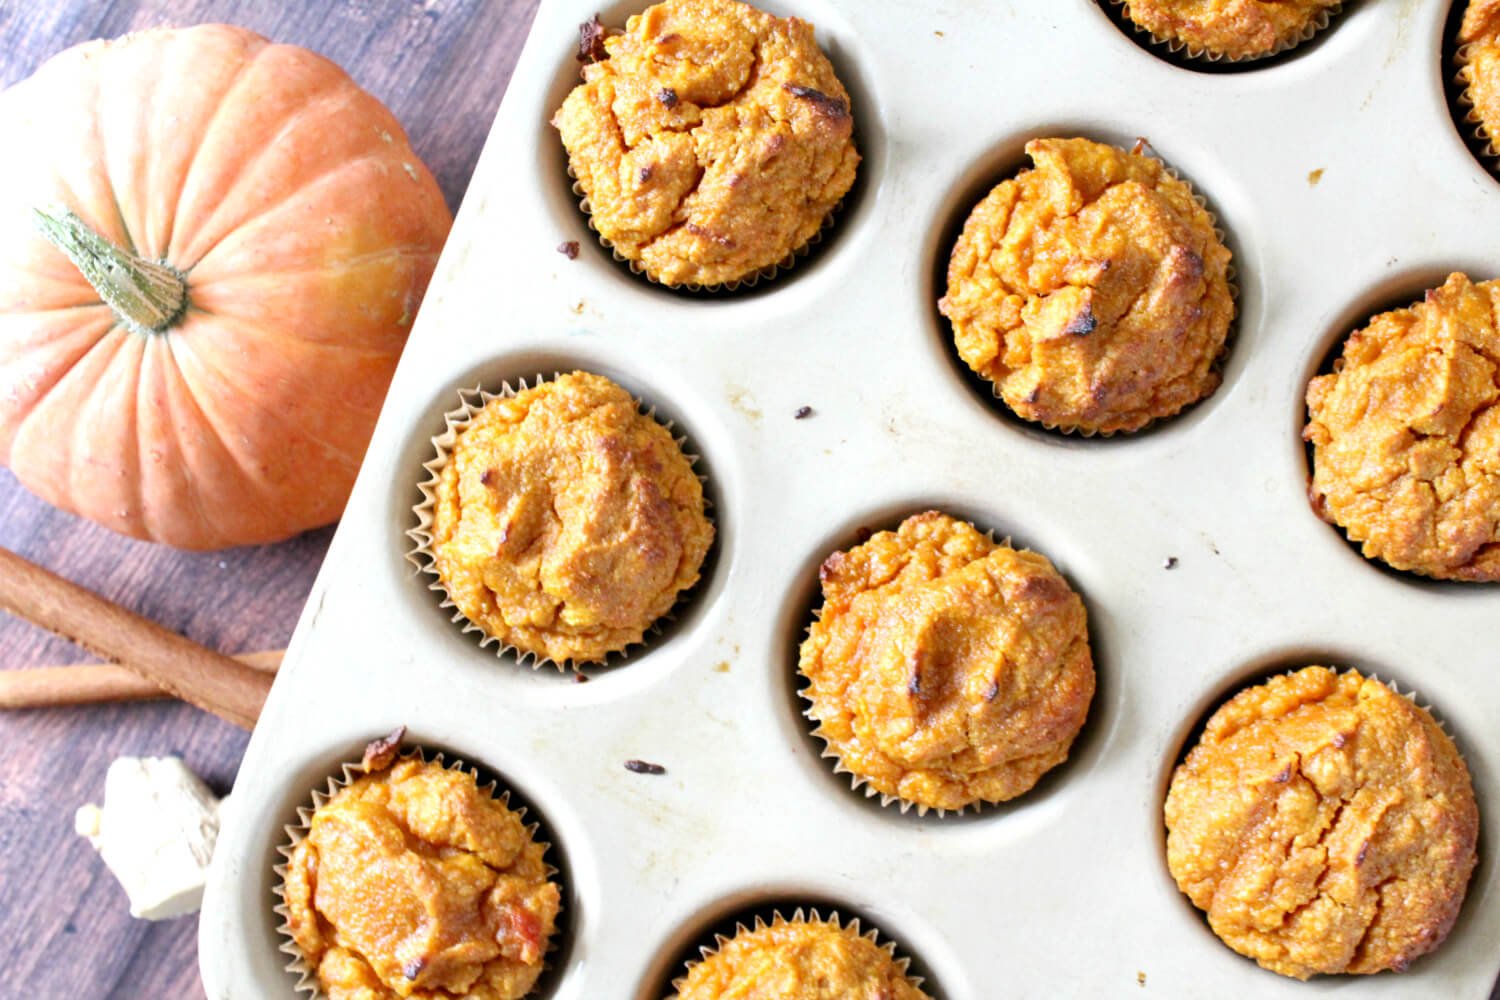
[940,137,1233,435]
[1460,1,1500,152]
[798,511,1094,812]
[1166,667,1479,979]
[672,913,930,1000]
[1121,0,1341,61]
[282,736,562,999]
[553,0,859,288]
[1305,273,1500,581]
[429,371,713,663]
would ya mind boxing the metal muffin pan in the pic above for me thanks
[199,1,1500,996]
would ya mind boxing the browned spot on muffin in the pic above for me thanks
[360,726,405,772]
[577,13,607,63]
[783,82,850,120]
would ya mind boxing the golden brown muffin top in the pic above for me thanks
[552,0,859,287]
[1460,1,1500,148]
[1165,667,1478,980]
[431,371,713,663]
[1122,0,1339,60]
[283,752,561,1000]
[672,916,930,1000]
[1305,273,1500,581]
[798,511,1094,812]
[940,137,1233,435]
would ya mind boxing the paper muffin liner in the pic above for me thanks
[568,166,841,293]
[1454,38,1500,173]
[798,523,1060,819]
[665,906,927,999]
[955,142,1239,439]
[405,373,712,672]
[272,729,563,999]
[1105,0,1343,67]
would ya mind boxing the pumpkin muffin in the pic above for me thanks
[672,913,930,1000]
[798,511,1095,813]
[1120,0,1340,60]
[552,0,859,287]
[940,137,1234,434]
[1304,273,1500,581]
[1165,667,1479,980]
[282,737,562,1000]
[429,372,713,663]
[1460,1,1500,152]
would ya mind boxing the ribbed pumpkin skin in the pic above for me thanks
[0,25,451,549]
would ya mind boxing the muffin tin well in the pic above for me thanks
[273,740,579,999]
[777,501,1112,823]
[924,122,1254,444]
[1295,264,1500,594]
[1152,652,1493,983]
[1092,0,1355,72]
[202,2,1500,997]
[639,896,943,1000]
[404,369,726,676]
[536,0,888,298]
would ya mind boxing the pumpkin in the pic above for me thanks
[0,24,451,549]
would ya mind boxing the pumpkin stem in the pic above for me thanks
[33,206,188,335]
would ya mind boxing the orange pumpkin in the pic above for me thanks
[0,25,451,549]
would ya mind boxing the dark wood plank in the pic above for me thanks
[0,1,538,995]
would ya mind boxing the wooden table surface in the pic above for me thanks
[2,3,1497,999]
[0,2,537,996]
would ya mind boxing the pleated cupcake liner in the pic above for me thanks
[665,906,928,999]
[569,166,841,293]
[1106,0,1343,67]
[1454,40,1500,174]
[405,373,712,671]
[960,141,1239,439]
[272,730,562,1000]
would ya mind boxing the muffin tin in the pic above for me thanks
[199,1,1500,997]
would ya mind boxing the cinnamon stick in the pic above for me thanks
[0,650,282,710]
[0,548,273,728]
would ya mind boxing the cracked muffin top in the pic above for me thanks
[940,137,1233,435]
[1121,0,1340,60]
[1165,667,1478,980]
[1460,2,1500,152]
[672,915,930,1000]
[283,745,561,1000]
[798,511,1094,813]
[552,0,859,287]
[430,371,713,664]
[1305,273,1500,581]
